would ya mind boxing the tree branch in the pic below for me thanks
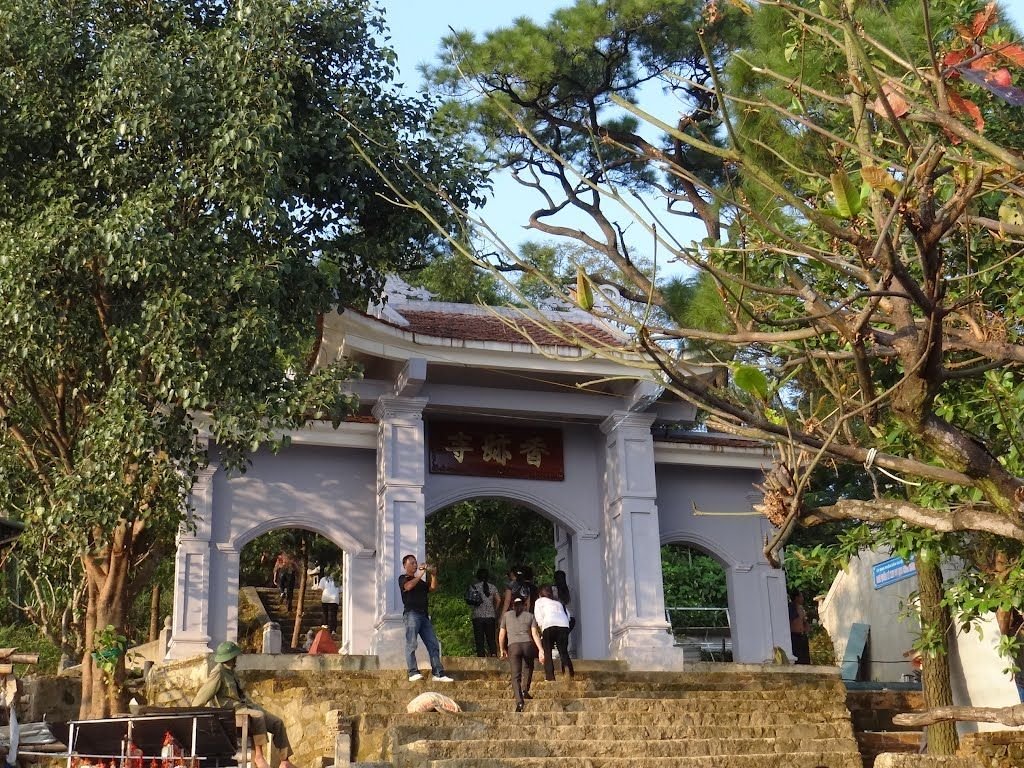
[803,499,1024,540]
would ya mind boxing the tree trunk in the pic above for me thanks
[291,538,309,650]
[149,584,161,643]
[79,521,133,719]
[916,553,959,755]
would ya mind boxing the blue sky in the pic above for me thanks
[383,1,1024,258]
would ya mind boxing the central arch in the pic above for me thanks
[425,482,608,660]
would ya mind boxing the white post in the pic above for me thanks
[167,462,217,659]
[369,397,428,667]
[600,411,678,667]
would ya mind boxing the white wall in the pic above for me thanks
[819,548,920,682]
[820,548,1021,732]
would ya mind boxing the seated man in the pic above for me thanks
[191,641,297,768]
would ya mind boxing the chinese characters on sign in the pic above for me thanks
[427,422,565,481]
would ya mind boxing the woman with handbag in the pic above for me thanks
[468,567,500,657]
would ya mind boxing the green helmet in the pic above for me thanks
[213,640,242,663]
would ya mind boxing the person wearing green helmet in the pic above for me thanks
[192,641,296,768]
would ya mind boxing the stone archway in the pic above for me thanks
[168,445,379,660]
[424,488,607,660]
[660,529,787,663]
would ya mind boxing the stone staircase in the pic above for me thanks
[254,585,329,648]
[237,661,863,768]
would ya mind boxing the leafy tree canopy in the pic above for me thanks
[0,0,483,716]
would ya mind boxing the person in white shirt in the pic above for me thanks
[317,570,341,634]
[533,585,574,681]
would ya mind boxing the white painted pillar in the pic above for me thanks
[167,463,216,659]
[572,528,609,660]
[729,562,790,663]
[213,545,240,648]
[600,412,678,667]
[369,396,428,667]
[342,547,376,655]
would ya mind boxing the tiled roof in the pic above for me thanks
[395,308,623,348]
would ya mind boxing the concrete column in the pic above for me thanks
[167,463,217,659]
[572,528,609,660]
[342,547,376,655]
[600,412,677,667]
[369,396,428,667]
[728,562,790,663]
[212,544,240,646]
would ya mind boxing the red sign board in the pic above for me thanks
[427,421,564,481]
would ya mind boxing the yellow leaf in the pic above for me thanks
[576,266,595,310]
[998,198,1024,228]
[861,165,900,195]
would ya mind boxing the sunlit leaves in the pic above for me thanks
[0,0,482,671]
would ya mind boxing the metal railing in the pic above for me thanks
[665,606,732,661]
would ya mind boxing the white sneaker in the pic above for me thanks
[408,672,423,682]
[433,674,454,682]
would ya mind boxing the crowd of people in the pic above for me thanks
[398,560,577,712]
[394,556,579,712]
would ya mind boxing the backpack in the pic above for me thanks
[464,584,483,607]
[511,581,531,603]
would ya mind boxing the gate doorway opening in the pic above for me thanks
[239,530,344,652]
[425,498,556,656]
[661,543,731,661]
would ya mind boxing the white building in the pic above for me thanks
[168,279,790,668]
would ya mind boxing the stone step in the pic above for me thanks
[395,736,861,764]
[353,709,855,757]
[356,709,852,732]
[421,755,864,768]
[382,720,856,751]
[341,696,851,716]
[324,680,842,698]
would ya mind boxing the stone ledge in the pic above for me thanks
[874,755,982,768]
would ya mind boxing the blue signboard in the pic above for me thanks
[872,556,917,590]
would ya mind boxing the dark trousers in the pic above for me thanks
[322,602,339,633]
[472,617,497,657]
[509,641,535,705]
[249,709,291,754]
[541,625,573,680]
[791,632,811,664]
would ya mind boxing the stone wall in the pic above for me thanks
[17,674,81,723]
[960,731,1024,768]
[145,654,378,766]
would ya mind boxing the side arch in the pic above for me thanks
[229,514,372,556]
[660,528,787,664]
[659,529,737,570]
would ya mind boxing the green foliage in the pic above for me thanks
[90,624,128,682]
[431,591,476,658]
[402,251,507,305]
[0,623,61,675]
[661,544,728,608]
[427,499,557,578]
[0,0,483,712]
